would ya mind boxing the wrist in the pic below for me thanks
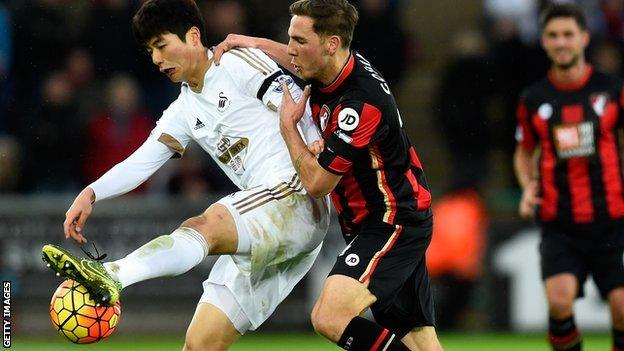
[83,187,96,204]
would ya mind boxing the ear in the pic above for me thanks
[581,30,590,48]
[186,26,203,47]
[326,35,342,55]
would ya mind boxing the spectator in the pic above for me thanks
[434,29,494,190]
[83,74,152,186]
[19,71,82,192]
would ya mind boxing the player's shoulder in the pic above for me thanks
[221,47,279,76]
[520,76,551,105]
[590,69,623,89]
[158,94,188,122]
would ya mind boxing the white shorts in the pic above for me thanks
[199,181,330,333]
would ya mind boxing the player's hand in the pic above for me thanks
[63,187,95,244]
[213,34,260,65]
[519,180,542,219]
[308,139,325,156]
[280,82,310,134]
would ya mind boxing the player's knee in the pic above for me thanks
[547,294,574,318]
[311,303,350,342]
[611,304,624,328]
[180,213,218,246]
[311,307,335,339]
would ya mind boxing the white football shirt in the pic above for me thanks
[90,48,319,200]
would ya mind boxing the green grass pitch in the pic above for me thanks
[11,333,611,350]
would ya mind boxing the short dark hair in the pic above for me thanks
[540,3,587,31]
[289,0,359,48]
[132,0,208,46]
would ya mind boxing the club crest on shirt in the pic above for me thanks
[590,93,608,117]
[217,92,230,113]
[320,105,330,132]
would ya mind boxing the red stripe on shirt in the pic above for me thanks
[562,105,594,223]
[533,112,558,220]
[340,173,369,225]
[599,102,624,218]
[408,147,431,210]
[328,155,353,174]
[517,100,536,150]
[351,103,382,148]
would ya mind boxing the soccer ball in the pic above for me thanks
[49,279,121,344]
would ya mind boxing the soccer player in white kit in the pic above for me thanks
[40,0,329,349]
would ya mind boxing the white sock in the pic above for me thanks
[103,227,209,289]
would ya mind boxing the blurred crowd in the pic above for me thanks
[0,0,416,196]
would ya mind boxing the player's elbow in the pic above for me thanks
[304,184,328,199]
[303,181,331,198]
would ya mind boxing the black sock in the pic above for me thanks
[548,316,581,351]
[613,328,624,351]
[337,316,409,351]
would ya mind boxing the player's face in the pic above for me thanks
[146,32,194,83]
[541,18,589,69]
[287,15,329,81]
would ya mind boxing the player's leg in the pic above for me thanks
[183,187,328,350]
[544,274,581,351]
[183,304,240,351]
[540,228,585,351]
[400,327,441,351]
[101,203,238,288]
[609,288,624,351]
[371,243,442,351]
[590,235,624,351]
[312,222,438,351]
[42,201,241,306]
[183,284,249,351]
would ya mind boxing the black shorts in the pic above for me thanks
[540,223,624,299]
[329,218,435,337]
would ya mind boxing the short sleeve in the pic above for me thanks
[516,99,536,152]
[222,48,283,111]
[317,100,384,175]
[150,97,192,158]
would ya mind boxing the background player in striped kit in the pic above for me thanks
[41,0,330,350]
[515,4,624,351]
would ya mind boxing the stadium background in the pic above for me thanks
[0,0,621,349]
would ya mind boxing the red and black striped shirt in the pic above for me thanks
[310,51,432,236]
[516,65,624,226]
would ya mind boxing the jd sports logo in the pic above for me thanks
[345,253,359,266]
[338,108,359,131]
[217,92,230,112]
[194,118,205,130]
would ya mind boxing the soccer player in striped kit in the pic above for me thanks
[515,4,624,351]
[214,0,441,349]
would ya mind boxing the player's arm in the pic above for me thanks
[280,83,341,197]
[513,99,541,219]
[213,34,298,77]
[223,47,322,146]
[64,138,175,243]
